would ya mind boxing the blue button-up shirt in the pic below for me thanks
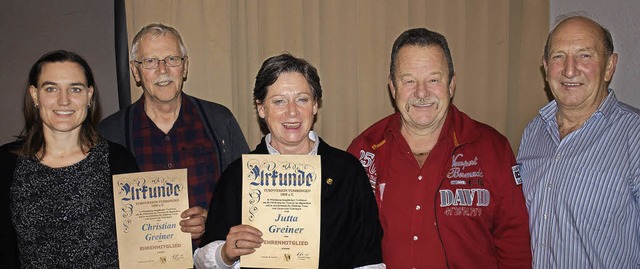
[517,90,640,268]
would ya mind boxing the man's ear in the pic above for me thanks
[130,62,141,83]
[542,56,549,82]
[604,53,618,82]
[183,57,189,80]
[448,74,456,98]
[388,77,396,100]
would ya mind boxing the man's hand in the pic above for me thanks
[179,206,207,239]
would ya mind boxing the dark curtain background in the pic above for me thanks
[114,0,131,109]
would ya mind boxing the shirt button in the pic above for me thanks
[413,236,418,241]
[544,213,548,220]
[165,136,171,141]
[547,183,553,190]
[418,175,423,181]
[415,205,421,210]
[555,154,561,160]
[168,163,174,169]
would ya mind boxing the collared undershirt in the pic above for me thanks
[264,131,320,156]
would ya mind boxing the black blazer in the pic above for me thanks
[199,137,383,268]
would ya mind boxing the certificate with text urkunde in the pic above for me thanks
[112,168,192,269]
[241,154,321,269]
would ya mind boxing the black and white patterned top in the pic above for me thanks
[10,139,119,268]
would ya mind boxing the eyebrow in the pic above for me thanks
[40,81,87,87]
[576,46,596,53]
[400,71,443,78]
[551,46,596,54]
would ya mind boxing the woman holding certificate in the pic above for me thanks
[0,50,138,268]
[194,53,384,268]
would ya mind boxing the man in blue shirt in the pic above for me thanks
[517,15,640,268]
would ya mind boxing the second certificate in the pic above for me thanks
[241,154,321,269]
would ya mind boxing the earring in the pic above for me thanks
[34,104,39,108]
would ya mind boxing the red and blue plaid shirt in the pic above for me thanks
[131,94,221,210]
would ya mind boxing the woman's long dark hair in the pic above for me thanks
[20,50,100,158]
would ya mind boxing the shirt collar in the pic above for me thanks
[265,131,319,155]
[134,93,187,129]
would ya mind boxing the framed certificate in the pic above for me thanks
[112,169,193,269]
[241,154,321,268]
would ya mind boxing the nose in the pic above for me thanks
[287,102,298,117]
[156,60,168,74]
[562,56,578,78]
[415,81,429,98]
[58,89,70,105]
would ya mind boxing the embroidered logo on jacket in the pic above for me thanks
[440,153,489,216]
[447,153,484,179]
[512,164,522,186]
[440,188,490,216]
[358,150,377,190]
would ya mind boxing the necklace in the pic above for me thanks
[412,151,430,157]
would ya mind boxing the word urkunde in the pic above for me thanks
[120,181,182,201]
[249,166,314,187]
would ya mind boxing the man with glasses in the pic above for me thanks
[99,23,250,247]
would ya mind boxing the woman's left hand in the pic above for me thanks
[222,225,264,264]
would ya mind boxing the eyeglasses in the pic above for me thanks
[133,55,186,69]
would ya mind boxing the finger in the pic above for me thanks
[180,223,205,234]
[179,214,206,239]
[180,219,205,236]
[232,238,263,250]
[222,241,258,264]
[179,215,206,227]
[225,232,264,248]
[228,225,263,237]
[181,206,206,218]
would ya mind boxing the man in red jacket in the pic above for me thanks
[347,28,532,268]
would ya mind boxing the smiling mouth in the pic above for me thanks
[283,122,301,129]
[155,80,173,86]
[54,110,74,115]
[562,82,582,87]
[413,103,434,108]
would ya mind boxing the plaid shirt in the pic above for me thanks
[131,94,220,210]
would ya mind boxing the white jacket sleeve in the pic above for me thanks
[193,240,240,269]
[193,240,385,269]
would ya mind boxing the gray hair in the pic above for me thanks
[130,23,187,60]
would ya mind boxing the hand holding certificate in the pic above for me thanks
[240,154,321,269]
[112,169,193,269]
[195,54,383,268]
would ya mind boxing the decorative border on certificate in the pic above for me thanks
[112,169,192,269]
[241,154,321,269]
